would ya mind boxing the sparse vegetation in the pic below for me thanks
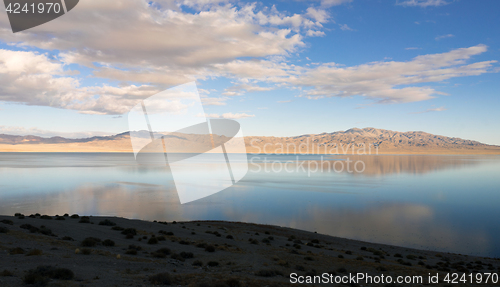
[255,269,283,277]
[148,237,159,244]
[26,249,43,256]
[99,219,116,226]
[79,216,90,223]
[0,226,8,233]
[9,247,25,255]
[192,260,203,266]
[149,272,171,285]
[207,261,219,267]
[102,239,115,247]
[121,228,137,237]
[70,214,79,219]
[24,266,74,286]
[81,237,101,247]
[1,219,14,225]
[151,248,170,258]
[81,248,92,255]
[205,245,216,252]
[0,270,13,277]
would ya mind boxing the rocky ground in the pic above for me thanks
[0,214,499,286]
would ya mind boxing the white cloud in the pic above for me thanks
[320,0,353,7]
[0,126,113,138]
[306,30,326,37]
[199,112,255,119]
[410,106,447,114]
[339,24,355,31]
[397,0,450,8]
[435,34,454,41]
[286,45,496,104]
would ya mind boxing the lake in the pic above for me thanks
[1,152,499,257]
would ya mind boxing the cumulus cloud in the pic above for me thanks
[397,0,451,8]
[290,45,496,103]
[306,30,326,37]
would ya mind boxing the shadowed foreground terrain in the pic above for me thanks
[0,214,499,286]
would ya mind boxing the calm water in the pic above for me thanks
[1,152,499,257]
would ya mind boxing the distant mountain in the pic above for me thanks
[0,128,499,154]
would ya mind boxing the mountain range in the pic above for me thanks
[0,127,499,154]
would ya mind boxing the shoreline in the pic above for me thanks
[1,214,499,286]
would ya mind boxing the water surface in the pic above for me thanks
[1,152,499,257]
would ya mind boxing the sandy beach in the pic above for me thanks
[1,214,499,286]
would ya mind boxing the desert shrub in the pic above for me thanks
[39,226,55,236]
[360,246,367,250]
[81,237,101,247]
[63,213,69,217]
[9,247,25,255]
[295,265,305,271]
[345,250,352,255]
[226,235,234,239]
[356,256,364,261]
[81,248,92,255]
[255,269,283,277]
[24,266,74,285]
[151,248,170,258]
[20,223,39,233]
[148,237,159,244]
[304,256,314,261]
[40,215,52,220]
[406,254,417,260]
[180,251,194,259]
[79,216,90,223]
[128,244,142,251]
[111,226,124,231]
[337,267,347,273]
[149,272,171,285]
[0,226,8,233]
[157,236,166,241]
[394,253,402,258]
[338,254,344,258]
[262,238,270,244]
[207,261,219,267]
[292,244,301,249]
[35,213,41,217]
[178,240,190,245]
[125,249,137,255]
[196,243,208,249]
[205,245,215,252]
[0,219,13,225]
[70,214,79,219]
[62,236,74,241]
[14,213,23,217]
[307,242,314,247]
[102,239,115,247]
[192,260,203,266]
[26,249,43,256]
[99,219,116,226]
[55,216,65,220]
[170,253,185,262]
[28,214,36,218]
[121,228,137,237]
[250,239,259,245]
[0,270,13,278]
[311,239,320,244]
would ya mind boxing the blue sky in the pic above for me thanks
[0,0,499,144]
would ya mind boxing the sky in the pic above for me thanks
[0,0,499,144]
